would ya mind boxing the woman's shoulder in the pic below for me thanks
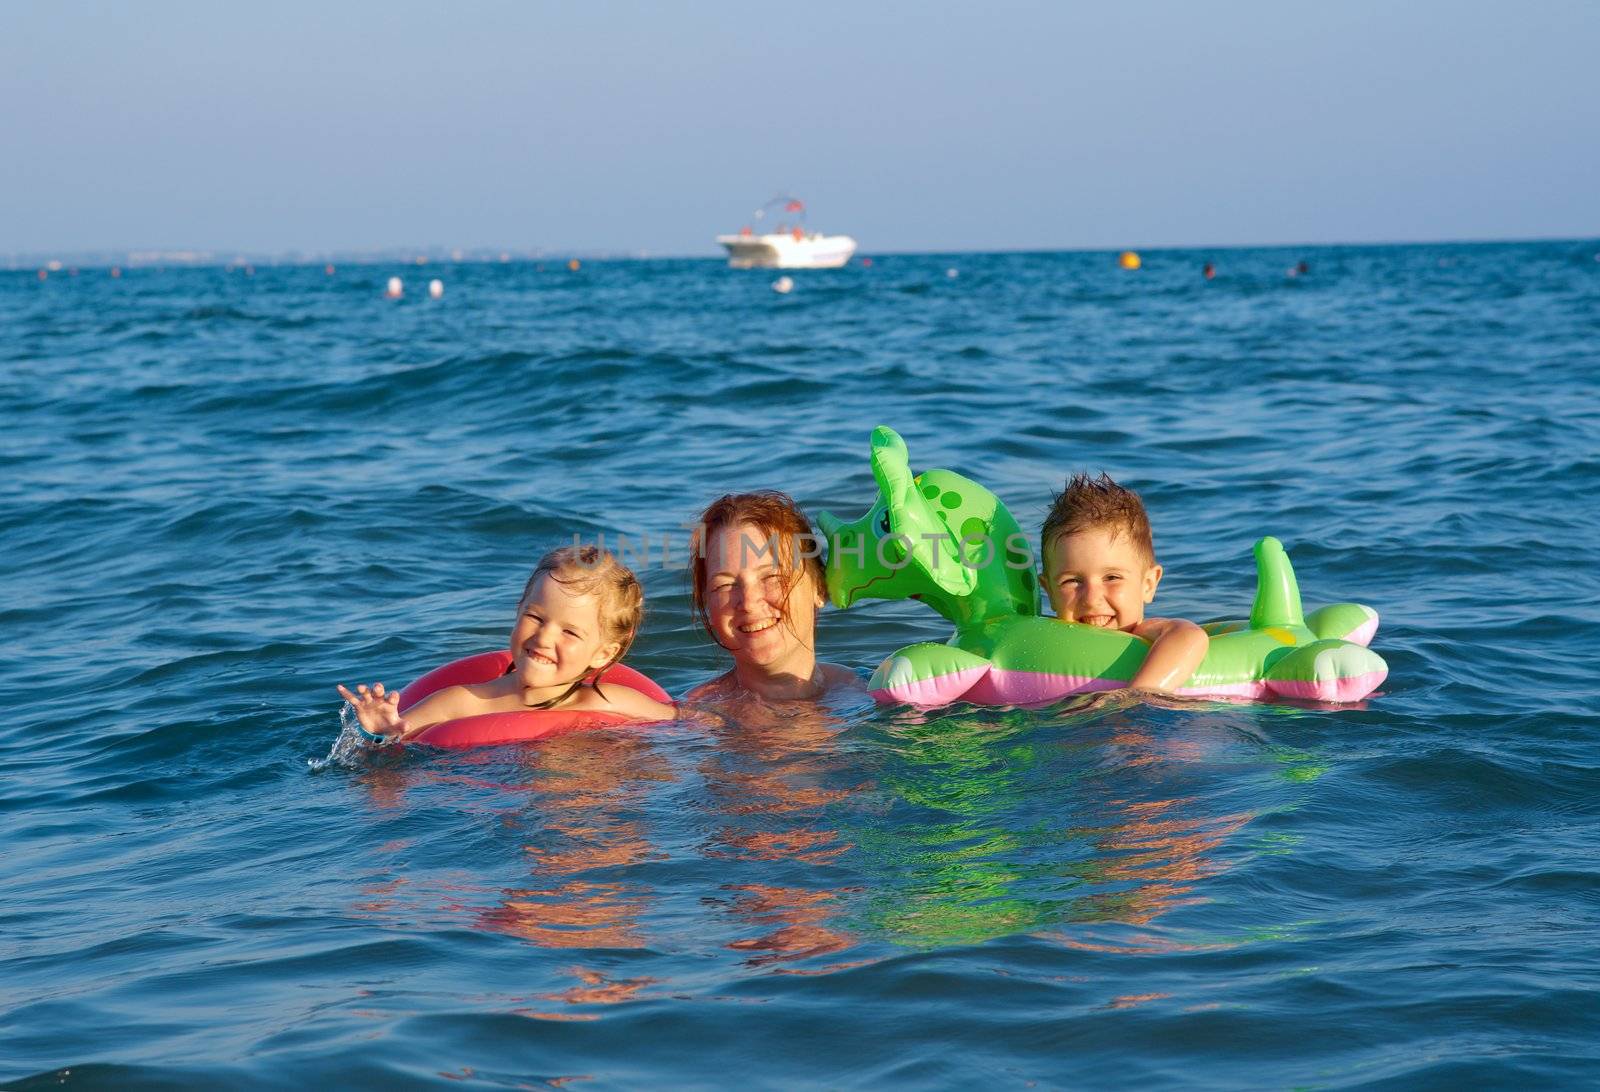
[681,665,864,703]
[819,662,867,692]
[682,670,738,704]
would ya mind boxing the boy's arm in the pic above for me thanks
[1128,617,1209,693]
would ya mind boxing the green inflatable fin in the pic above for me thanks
[1249,536,1305,629]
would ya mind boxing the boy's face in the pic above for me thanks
[1043,526,1162,632]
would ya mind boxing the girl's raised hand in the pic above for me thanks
[336,681,410,741]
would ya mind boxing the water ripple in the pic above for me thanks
[2,243,1599,1086]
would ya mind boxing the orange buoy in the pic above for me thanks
[1118,251,1142,271]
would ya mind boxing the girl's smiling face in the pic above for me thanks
[509,574,620,691]
[702,521,823,675]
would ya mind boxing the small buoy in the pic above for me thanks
[1203,261,1216,280]
[37,269,47,281]
[428,279,444,299]
[946,268,959,279]
[1118,251,1141,270]
[567,259,581,272]
[325,264,335,276]
[385,276,403,299]
[110,267,122,278]
[860,257,873,267]
[772,276,795,294]
[499,252,510,263]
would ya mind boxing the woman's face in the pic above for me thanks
[703,521,822,676]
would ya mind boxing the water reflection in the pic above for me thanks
[351,730,676,1012]
[478,732,672,952]
[693,693,868,967]
[861,699,1262,949]
[348,695,1294,983]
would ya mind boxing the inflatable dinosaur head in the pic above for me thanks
[817,427,1038,624]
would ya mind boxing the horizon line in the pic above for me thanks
[6,232,1598,271]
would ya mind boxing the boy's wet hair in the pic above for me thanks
[1041,472,1156,567]
[521,544,644,665]
[689,490,825,645]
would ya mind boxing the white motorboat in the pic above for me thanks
[716,196,856,269]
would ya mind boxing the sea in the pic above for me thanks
[3,241,1598,1089]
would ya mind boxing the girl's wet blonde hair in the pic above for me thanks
[521,544,644,667]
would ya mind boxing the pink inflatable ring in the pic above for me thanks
[393,650,672,748]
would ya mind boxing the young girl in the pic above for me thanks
[338,545,675,742]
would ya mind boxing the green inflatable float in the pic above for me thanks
[817,427,1387,707]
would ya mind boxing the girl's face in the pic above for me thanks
[703,521,822,675]
[509,574,620,690]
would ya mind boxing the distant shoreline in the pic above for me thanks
[6,234,1597,272]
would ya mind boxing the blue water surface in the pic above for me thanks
[3,244,1599,1089]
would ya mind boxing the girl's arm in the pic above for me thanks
[1128,618,1208,693]
[336,682,474,743]
[594,684,677,722]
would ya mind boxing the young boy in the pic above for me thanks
[1040,473,1208,693]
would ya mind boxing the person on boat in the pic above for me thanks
[685,491,860,702]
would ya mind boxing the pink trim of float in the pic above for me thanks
[870,665,989,707]
[1176,680,1271,700]
[870,667,1125,708]
[1264,668,1388,704]
[961,670,1122,706]
[873,665,1386,709]
[395,650,672,748]
[1345,616,1379,648]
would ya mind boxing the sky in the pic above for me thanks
[4,1,1598,256]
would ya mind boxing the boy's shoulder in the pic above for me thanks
[1132,616,1206,638]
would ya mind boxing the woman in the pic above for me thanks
[685,491,860,701]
